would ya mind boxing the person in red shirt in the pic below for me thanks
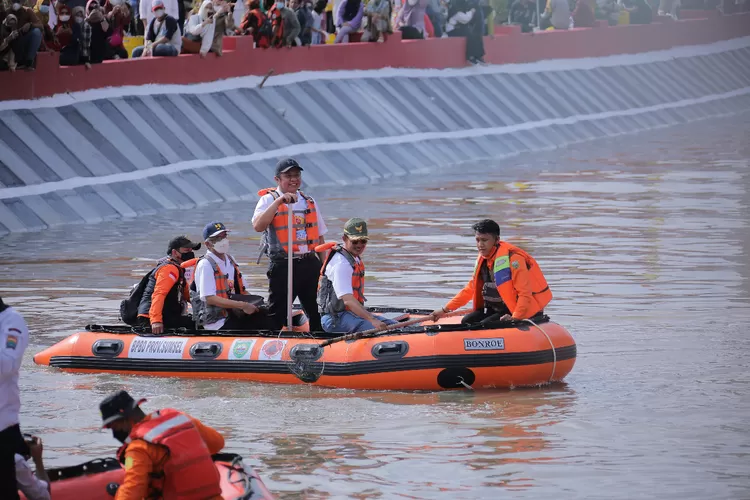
[136,236,200,333]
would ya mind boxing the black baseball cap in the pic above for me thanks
[275,157,304,177]
[167,236,201,253]
[100,390,146,428]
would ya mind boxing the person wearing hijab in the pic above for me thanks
[183,0,215,55]
[334,0,361,42]
[1,14,20,71]
[84,0,110,61]
[33,0,58,49]
[104,0,130,57]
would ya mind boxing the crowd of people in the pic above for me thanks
[1,0,722,72]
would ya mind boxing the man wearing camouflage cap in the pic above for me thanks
[316,218,396,333]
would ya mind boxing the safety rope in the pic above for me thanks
[524,318,556,383]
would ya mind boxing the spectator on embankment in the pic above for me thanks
[541,0,570,29]
[132,0,182,56]
[572,0,595,27]
[7,0,43,69]
[446,0,484,64]
[183,0,216,55]
[334,0,362,43]
[509,0,537,32]
[362,0,389,41]
[395,0,428,39]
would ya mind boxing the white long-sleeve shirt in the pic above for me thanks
[15,454,50,500]
[0,306,30,432]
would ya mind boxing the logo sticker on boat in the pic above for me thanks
[128,338,188,359]
[258,339,287,361]
[228,339,257,360]
[464,338,505,351]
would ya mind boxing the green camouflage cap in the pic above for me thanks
[343,218,368,239]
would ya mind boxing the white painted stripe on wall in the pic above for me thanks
[2,86,748,201]
[0,36,748,112]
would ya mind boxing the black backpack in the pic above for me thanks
[119,270,154,326]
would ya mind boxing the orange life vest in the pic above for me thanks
[189,254,246,325]
[317,245,365,314]
[257,187,320,258]
[472,242,552,319]
[118,409,222,500]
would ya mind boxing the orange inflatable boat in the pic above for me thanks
[19,453,274,500]
[34,309,576,391]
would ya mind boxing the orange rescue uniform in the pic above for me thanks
[445,241,552,320]
[115,412,225,500]
[138,262,190,324]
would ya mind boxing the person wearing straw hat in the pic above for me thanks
[317,218,397,333]
[99,390,224,500]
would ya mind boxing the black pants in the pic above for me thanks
[0,424,29,500]
[267,253,322,332]
[220,309,276,331]
[461,309,502,326]
[136,315,194,330]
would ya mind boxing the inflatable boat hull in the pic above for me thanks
[19,453,273,500]
[34,314,576,390]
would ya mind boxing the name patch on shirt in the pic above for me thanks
[128,338,188,359]
[5,334,18,349]
[464,338,505,351]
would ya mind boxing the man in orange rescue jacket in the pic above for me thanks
[431,219,552,325]
[101,390,225,500]
[252,158,328,332]
[137,236,201,333]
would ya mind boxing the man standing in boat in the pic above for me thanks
[252,157,328,332]
[136,236,202,333]
[192,221,272,330]
[317,218,397,333]
[100,390,224,500]
[430,219,552,324]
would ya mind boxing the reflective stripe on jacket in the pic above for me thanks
[445,241,552,319]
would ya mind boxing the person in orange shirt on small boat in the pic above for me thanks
[431,219,552,325]
[100,390,225,500]
[136,236,201,333]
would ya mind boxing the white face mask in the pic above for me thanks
[112,0,123,5]
[40,4,49,12]
[276,2,284,8]
[60,14,71,20]
[12,3,22,11]
[153,8,165,16]
[213,238,230,255]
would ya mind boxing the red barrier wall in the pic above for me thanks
[1,13,748,102]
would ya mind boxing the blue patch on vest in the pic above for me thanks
[495,268,511,285]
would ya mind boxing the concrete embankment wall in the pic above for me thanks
[0,37,749,235]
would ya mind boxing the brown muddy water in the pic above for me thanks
[1,113,749,499]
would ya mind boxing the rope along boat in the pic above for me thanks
[33,308,576,391]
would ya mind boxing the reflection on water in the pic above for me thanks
[2,113,750,499]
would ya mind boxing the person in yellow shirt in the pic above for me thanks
[100,390,225,500]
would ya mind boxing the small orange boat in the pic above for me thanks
[34,308,576,391]
[19,453,274,500]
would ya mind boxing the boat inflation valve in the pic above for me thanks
[437,367,476,390]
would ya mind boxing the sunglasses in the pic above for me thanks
[351,239,369,245]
